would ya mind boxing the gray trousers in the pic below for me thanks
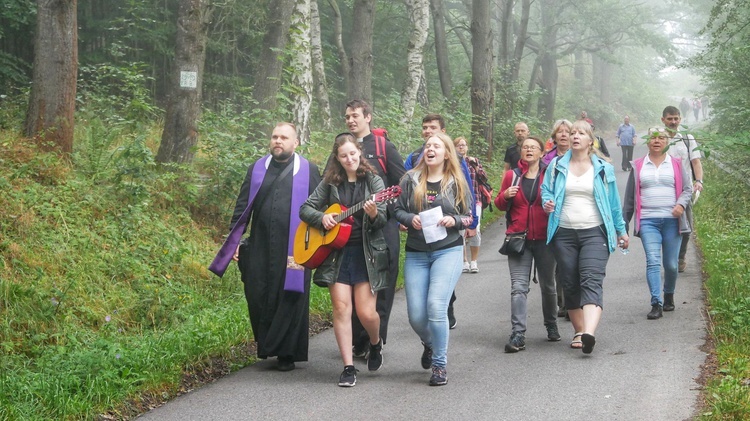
[508,240,557,334]
[550,226,610,309]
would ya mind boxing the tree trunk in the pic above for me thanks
[574,49,585,83]
[401,0,430,122]
[445,12,472,63]
[327,0,350,98]
[348,0,376,103]
[510,0,529,83]
[290,0,313,143]
[250,0,295,139]
[157,0,211,164]
[24,0,78,155]
[497,0,513,70]
[470,0,494,158]
[430,0,453,99]
[539,52,558,122]
[310,0,332,129]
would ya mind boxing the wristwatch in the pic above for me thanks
[695,179,703,184]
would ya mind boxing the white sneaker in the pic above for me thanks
[470,261,479,273]
[462,262,470,273]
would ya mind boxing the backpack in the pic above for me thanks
[469,158,494,212]
[371,128,389,175]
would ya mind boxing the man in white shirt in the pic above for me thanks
[662,105,704,274]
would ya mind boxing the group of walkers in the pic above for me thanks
[209,100,703,388]
[679,96,709,123]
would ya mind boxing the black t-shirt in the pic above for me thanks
[504,144,521,170]
[338,180,365,245]
[405,180,462,251]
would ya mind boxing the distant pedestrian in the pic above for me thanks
[542,120,629,354]
[299,133,389,386]
[616,115,637,172]
[623,127,692,320]
[455,136,485,275]
[394,132,474,386]
[679,98,690,123]
[496,136,559,353]
[692,98,701,122]
[701,96,709,119]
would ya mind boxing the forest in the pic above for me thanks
[1,0,750,419]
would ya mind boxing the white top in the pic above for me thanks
[560,166,603,229]
[667,133,700,182]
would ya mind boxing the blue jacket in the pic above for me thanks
[541,151,627,253]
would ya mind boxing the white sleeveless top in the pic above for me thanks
[560,166,603,229]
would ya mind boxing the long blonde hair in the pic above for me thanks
[412,132,469,212]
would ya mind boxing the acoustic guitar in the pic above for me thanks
[294,185,402,269]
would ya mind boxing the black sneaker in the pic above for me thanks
[420,342,432,369]
[367,338,383,371]
[647,304,663,320]
[448,305,457,330]
[429,365,448,386]
[546,323,562,342]
[352,342,369,359]
[338,365,357,387]
[504,332,526,353]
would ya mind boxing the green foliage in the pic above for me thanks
[694,160,750,420]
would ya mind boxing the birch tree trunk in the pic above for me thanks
[157,0,211,164]
[401,0,430,122]
[430,0,452,99]
[310,0,332,129]
[24,0,78,155]
[290,0,313,143]
[348,0,376,103]
[470,0,494,157]
[327,0,350,96]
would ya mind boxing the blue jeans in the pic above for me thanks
[639,218,681,306]
[404,245,464,368]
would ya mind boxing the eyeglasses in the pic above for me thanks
[521,146,540,151]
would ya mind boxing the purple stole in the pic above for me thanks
[208,154,310,293]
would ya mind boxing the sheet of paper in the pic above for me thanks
[419,206,447,244]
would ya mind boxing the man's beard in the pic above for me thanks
[272,149,293,162]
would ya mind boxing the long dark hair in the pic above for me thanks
[323,133,376,185]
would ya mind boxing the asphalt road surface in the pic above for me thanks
[139,138,707,421]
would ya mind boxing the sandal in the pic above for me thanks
[581,333,596,354]
[571,332,583,349]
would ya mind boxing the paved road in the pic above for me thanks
[139,140,707,421]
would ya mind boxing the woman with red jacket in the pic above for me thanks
[495,136,559,353]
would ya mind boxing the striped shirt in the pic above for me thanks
[640,154,677,219]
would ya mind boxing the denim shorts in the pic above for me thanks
[337,245,369,285]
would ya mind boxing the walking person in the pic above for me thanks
[662,105,704,272]
[616,116,637,171]
[622,127,693,320]
[394,132,473,385]
[543,119,573,318]
[343,100,405,357]
[455,136,484,274]
[209,122,321,371]
[496,136,559,353]
[541,120,629,354]
[299,133,389,386]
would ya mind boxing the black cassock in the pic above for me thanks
[232,157,321,362]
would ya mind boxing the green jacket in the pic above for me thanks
[299,172,390,292]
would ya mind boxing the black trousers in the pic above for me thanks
[621,146,634,170]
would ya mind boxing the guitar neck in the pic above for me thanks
[334,194,374,223]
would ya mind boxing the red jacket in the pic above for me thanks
[494,160,548,241]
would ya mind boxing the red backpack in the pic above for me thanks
[371,128,389,175]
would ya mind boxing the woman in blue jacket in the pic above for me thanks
[541,120,629,354]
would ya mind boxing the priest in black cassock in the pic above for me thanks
[210,122,321,371]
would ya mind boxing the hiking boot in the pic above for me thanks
[504,332,526,353]
[420,342,432,369]
[663,294,675,312]
[338,365,357,387]
[470,261,479,273]
[448,305,457,330]
[429,365,448,386]
[678,259,686,273]
[647,304,663,320]
[367,338,383,371]
[462,261,470,273]
[546,323,562,342]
